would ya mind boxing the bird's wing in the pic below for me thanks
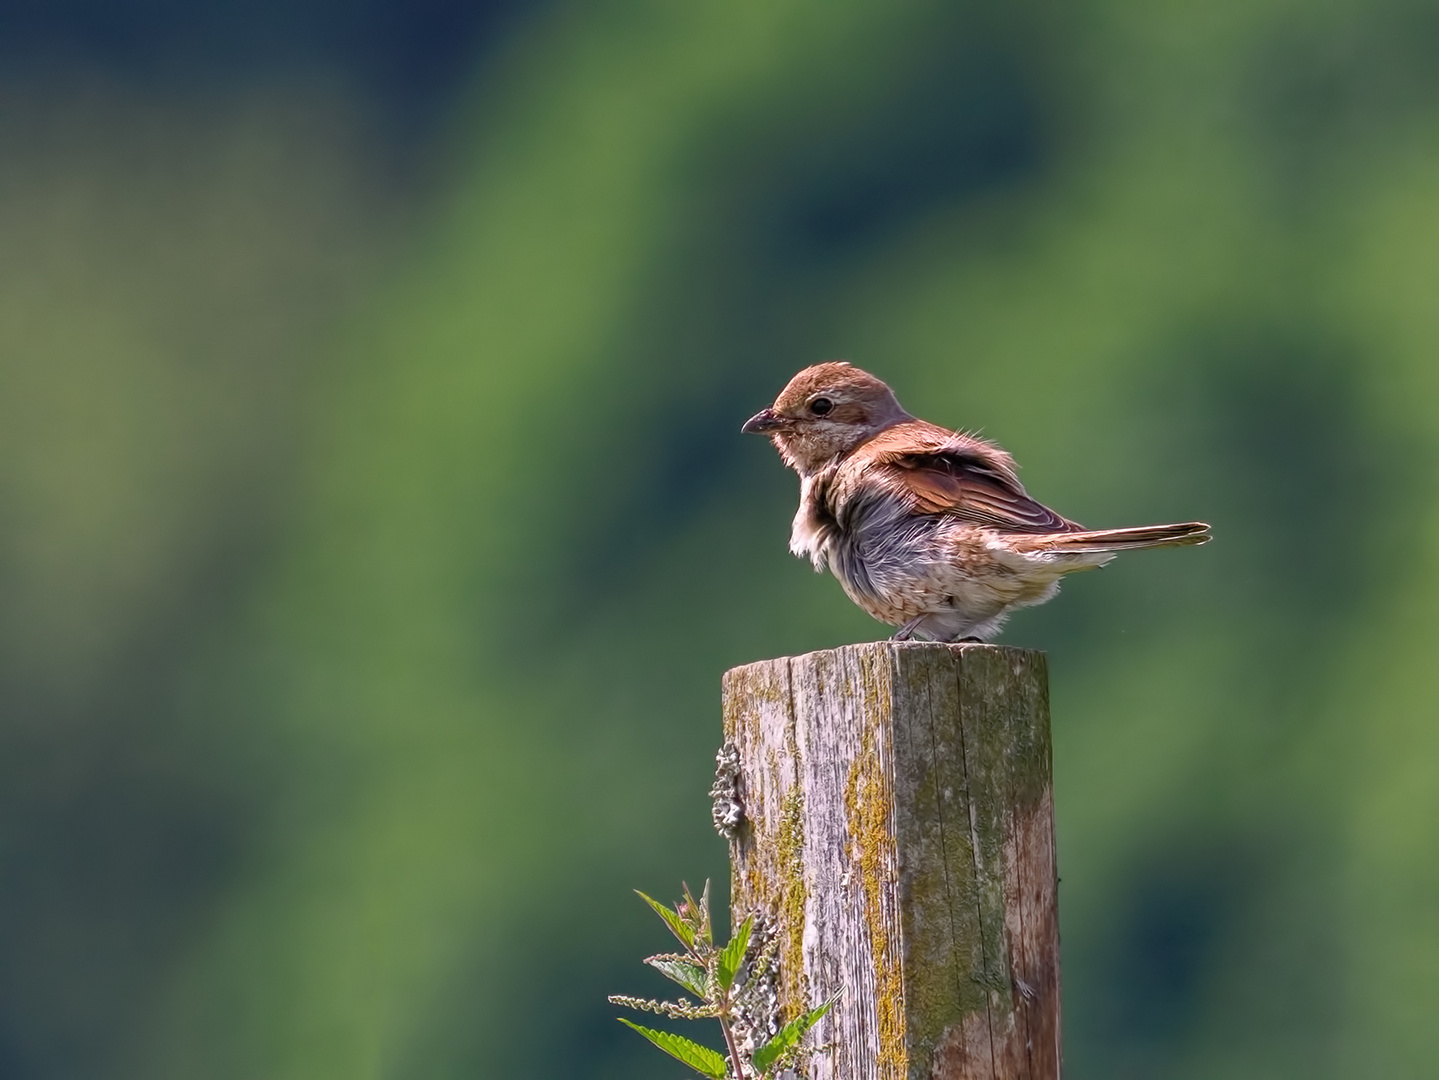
[858,422,1083,534]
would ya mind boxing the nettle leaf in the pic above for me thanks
[636,891,696,951]
[681,880,713,946]
[752,992,839,1073]
[716,916,753,991]
[698,880,713,945]
[645,957,708,998]
[618,1019,728,1079]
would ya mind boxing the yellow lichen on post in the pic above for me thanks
[845,720,908,1080]
[776,783,807,1019]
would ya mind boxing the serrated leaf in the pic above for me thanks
[617,1019,728,1078]
[645,957,708,998]
[716,915,753,991]
[636,891,696,951]
[681,880,712,946]
[752,992,839,1073]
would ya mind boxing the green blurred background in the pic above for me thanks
[3,0,1439,1076]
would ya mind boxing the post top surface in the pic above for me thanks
[723,640,1046,681]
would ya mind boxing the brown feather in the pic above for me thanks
[852,421,1084,534]
[1011,521,1211,553]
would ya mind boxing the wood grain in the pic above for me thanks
[722,643,1060,1080]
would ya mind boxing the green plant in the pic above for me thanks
[610,881,836,1079]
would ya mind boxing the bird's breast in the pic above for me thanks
[789,474,838,571]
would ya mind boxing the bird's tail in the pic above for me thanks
[1016,521,1211,554]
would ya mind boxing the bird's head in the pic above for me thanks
[742,362,912,475]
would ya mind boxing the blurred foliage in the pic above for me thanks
[2,1,1439,1079]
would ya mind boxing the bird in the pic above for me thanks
[741,362,1209,642]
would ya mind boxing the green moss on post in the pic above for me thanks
[722,643,1060,1080]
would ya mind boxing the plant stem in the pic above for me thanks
[717,1006,747,1080]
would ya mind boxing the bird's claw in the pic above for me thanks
[892,617,926,641]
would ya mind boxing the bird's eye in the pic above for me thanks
[810,397,834,416]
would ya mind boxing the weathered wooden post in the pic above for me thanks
[720,642,1059,1080]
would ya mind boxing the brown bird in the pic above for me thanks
[742,362,1210,641]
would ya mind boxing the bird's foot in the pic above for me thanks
[891,616,927,641]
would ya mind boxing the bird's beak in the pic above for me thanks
[742,408,788,434]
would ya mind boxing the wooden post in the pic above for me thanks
[721,642,1060,1080]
